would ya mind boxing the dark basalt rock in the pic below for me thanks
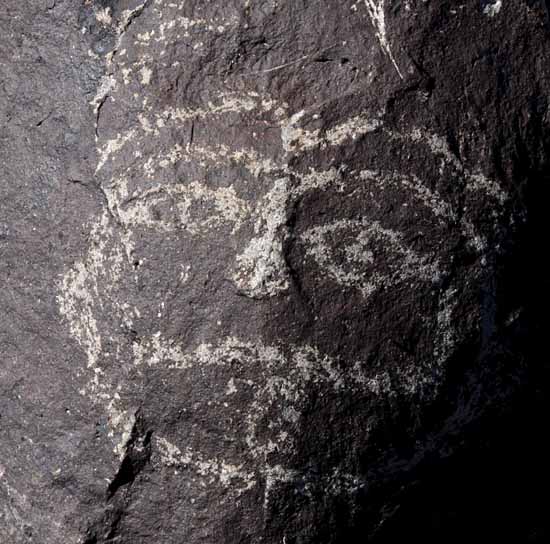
[1,1,549,542]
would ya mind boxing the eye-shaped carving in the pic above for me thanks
[299,217,443,299]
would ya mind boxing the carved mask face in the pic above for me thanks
[59,0,512,538]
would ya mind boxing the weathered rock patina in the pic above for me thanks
[1,0,549,542]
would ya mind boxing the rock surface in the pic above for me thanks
[1,0,549,542]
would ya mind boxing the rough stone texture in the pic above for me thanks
[1,0,549,542]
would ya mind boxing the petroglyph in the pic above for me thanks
[57,0,512,510]
[135,335,381,500]
[300,218,442,299]
[115,180,251,235]
[234,178,291,297]
[403,128,508,204]
[281,110,383,153]
[154,436,256,493]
